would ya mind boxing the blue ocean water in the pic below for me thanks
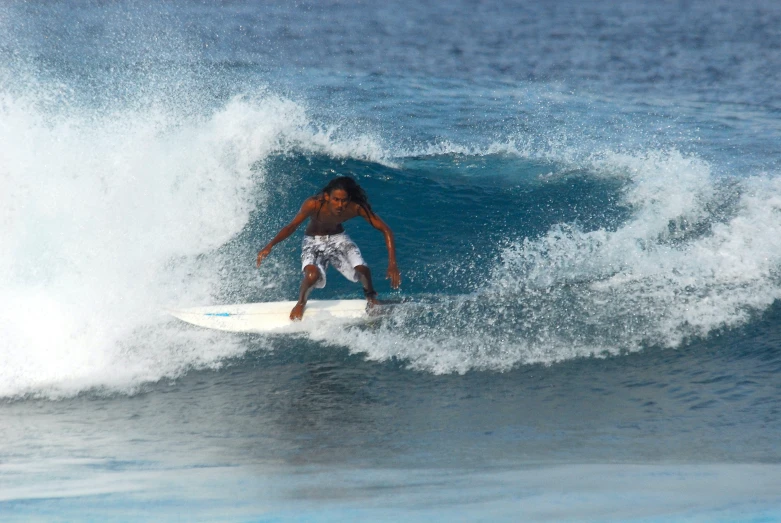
[2,0,781,520]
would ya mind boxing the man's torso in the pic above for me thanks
[304,198,360,236]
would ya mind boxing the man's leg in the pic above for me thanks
[291,264,322,320]
[354,265,379,306]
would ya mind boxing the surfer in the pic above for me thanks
[256,176,401,320]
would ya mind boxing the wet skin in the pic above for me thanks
[257,188,400,320]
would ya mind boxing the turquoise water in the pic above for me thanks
[2,0,781,520]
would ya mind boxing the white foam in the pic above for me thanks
[0,75,391,398]
[492,150,781,349]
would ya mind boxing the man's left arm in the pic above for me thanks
[360,208,401,288]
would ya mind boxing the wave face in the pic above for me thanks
[2,0,781,398]
[299,149,781,374]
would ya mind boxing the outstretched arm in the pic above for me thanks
[359,207,401,288]
[257,199,315,267]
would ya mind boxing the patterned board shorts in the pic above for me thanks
[301,232,366,289]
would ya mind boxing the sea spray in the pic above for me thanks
[0,78,388,398]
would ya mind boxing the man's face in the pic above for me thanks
[325,188,350,216]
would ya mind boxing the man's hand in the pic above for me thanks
[386,263,401,289]
[257,246,272,267]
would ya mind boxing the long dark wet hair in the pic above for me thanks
[318,176,374,216]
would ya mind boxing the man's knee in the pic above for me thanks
[303,265,321,284]
[354,264,371,277]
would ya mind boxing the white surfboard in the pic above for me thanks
[167,299,369,333]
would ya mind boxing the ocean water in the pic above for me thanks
[2,0,781,520]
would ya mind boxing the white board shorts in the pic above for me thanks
[301,232,366,289]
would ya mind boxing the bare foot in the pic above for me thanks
[366,294,380,311]
[290,302,306,321]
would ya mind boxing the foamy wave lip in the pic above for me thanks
[492,150,781,350]
[0,78,394,398]
[214,94,394,166]
[397,139,533,160]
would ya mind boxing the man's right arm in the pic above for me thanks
[256,199,315,267]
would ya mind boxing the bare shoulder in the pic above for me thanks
[354,203,388,229]
[352,201,371,217]
[300,196,320,213]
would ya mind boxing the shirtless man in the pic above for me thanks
[256,176,401,320]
